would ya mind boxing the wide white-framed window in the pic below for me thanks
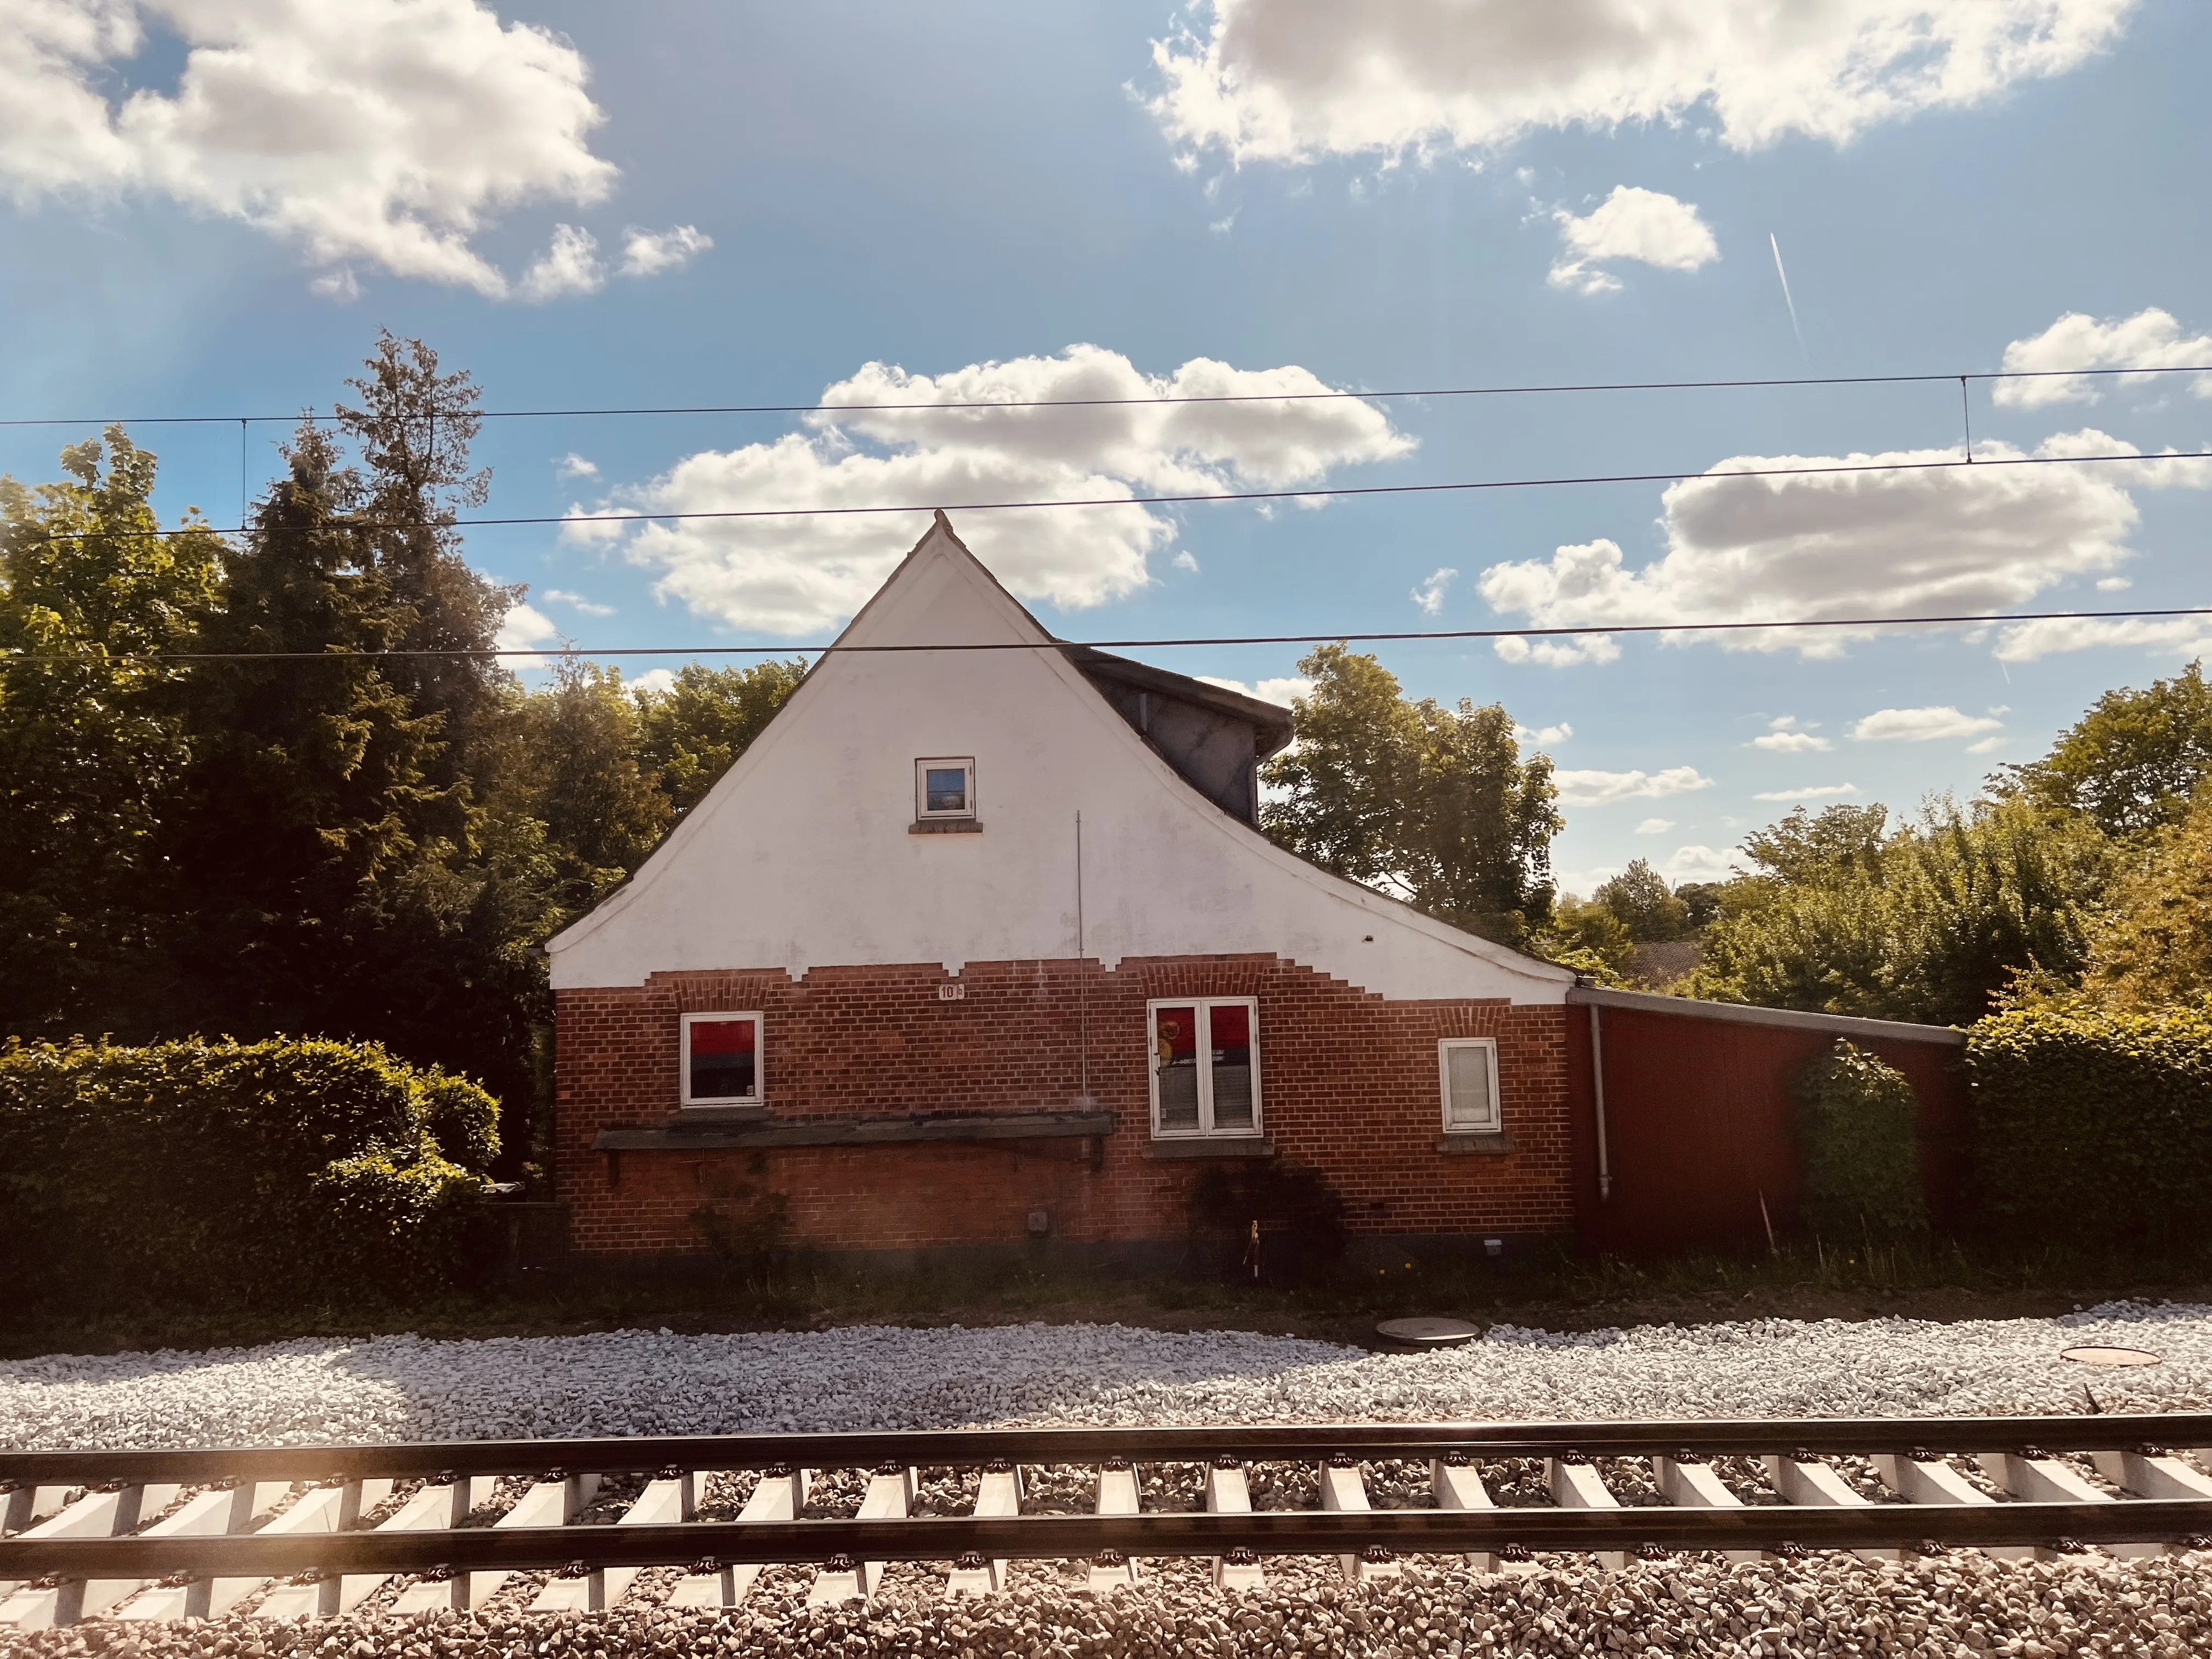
[915,757,977,820]
[681,1011,763,1108]
[1438,1037,1502,1135]
[1148,996,1262,1138]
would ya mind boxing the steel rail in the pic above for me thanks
[6,1414,2211,1486]
[7,1503,2212,1579]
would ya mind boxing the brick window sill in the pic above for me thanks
[1144,1136,1276,1160]
[909,819,983,834]
[1437,1131,1517,1155]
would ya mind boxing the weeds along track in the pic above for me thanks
[5,1415,2212,1629]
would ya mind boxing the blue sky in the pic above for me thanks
[3,0,2208,893]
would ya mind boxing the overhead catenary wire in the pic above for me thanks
[14,444,2212,545]
[2,360,2209,430]
[7,605,2208,666]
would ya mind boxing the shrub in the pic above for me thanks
[1792,1040,1927,1243]
[0,1036,500,1310]
[1968,1003,2212,1246]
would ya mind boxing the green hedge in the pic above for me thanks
[0,1036,500,1308]
[1967,1004,2212,1246]
[1792,1040,1928,1243]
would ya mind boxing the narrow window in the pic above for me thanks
[682,1012,763,1107]
[916,757,977,820]
[1149,996,1262,1138]
[1438,1037,1501,1135]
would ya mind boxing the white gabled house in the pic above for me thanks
[549,513,1579,1263]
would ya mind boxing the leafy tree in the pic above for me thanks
[1537,895,1637,983]
[1262,644,1560,944]
[0,429,221,1034]
[1690,797,2107,1026]
[1594,858,1691,941]
[500,654,674,910]
[1259,645,1414,889]
[2066,786,2212,1012]
[333,331,515,782]
[635,660,810,816]
[1740,804,1891,884]
[1674,882,1723,930]
[2005,660,2212,838]
[157,424,464,1035]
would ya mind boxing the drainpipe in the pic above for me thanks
[1589,1002,1613,1201]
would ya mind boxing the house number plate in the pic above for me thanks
[938,983,966,1001]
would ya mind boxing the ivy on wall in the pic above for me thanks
[1793,1039,1928,1243]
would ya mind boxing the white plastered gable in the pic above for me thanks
[548,514,1572,1005]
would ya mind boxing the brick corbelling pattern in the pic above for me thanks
[555,954,1572,1255]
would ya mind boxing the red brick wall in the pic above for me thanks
[554,955,1573,1256]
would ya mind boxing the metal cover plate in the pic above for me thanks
[1376,1317,1481,1347]
[2061,1345,2161,1367]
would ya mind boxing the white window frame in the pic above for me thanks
[915,757,978,821]
[1147,995,1263,1139]
[680,1010,764,1108]
[1438,1037,1502,1136]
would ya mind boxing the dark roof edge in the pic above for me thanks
[1567,984,1968,1047]
[1059,644,1296,757]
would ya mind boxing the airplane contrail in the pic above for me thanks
[1770,232,1806,358]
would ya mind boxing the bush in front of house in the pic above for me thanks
[1792,1039,1928,1243]
[1967,1003,2212,1247]
[0,1036,500,1310]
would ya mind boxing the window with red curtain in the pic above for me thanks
[683,1013,761,1105]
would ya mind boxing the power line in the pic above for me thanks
[16,446,2212,544]
[3,362,2210,431]
[8,605,2207,666]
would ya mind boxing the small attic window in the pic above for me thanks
[916,758,977,820]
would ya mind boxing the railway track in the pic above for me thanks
[5,1415,2212,1630]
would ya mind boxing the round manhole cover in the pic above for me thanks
[1376,1316,1481,1348]
[2060,1345,2161,1367]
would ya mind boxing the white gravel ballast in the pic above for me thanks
[7,1301,2212,1448]
[10,1303,2212,1657]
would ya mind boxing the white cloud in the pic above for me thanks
[557,454,599,479]
[628,667,678,696]
[1995,307,2212,409]
[572,345,1415,635]
[544,588,615,617]
[1752,715,1832,753]
[619,224,712,278]
[1514,721,1573,747]
[1852,706,2004,742]
[1549,187,1717,295]
[1634,817,1675,835]
[1172,550,1200,573]
[1663,844,1734,881]
[1494,620,1621,668]
[495,600,558,664]
[1411,566,1458,614]
[520,223,603,300]
[1754,782,1860,801]
[1478,431,2207,661]
[1996,613,2212,663]
[1147,0,2134,164]
[1199,674,1314,707]
[309,268,361,303]
[1553,766,1713,807]
[0,0,618,295]
[1967,735,2006,755]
